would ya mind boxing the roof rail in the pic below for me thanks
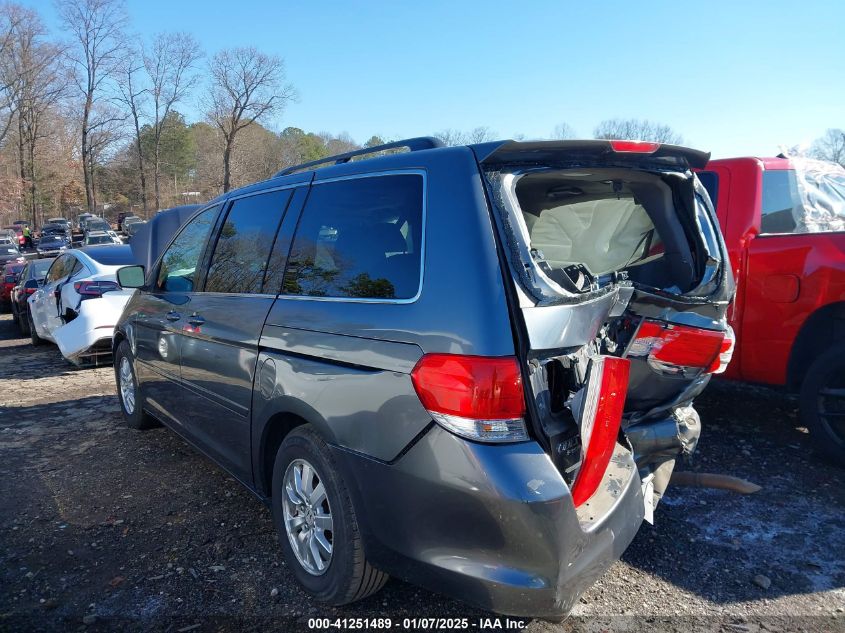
[274,136,444,177]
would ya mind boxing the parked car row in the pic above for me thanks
[8,244,136,364]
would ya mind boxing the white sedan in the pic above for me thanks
[28,245,137,364]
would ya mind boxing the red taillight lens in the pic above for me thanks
[609,140,660,153]
[571,356,630,507]
[628,319,730,374]
[411,354,525,419]
[25,287,36,295]
[411,354,528,442]
[73,280,120,298]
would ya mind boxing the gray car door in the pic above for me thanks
[176,187,302,483]
[132,205,221,425]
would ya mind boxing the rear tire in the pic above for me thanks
[17,304,29,335]
[114,340,158,430]
[271,426,388,605]
[28,309,42,346]
[800,343,845,467]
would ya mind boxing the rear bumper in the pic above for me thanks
[53,293,132,363]
[332,425,644,618]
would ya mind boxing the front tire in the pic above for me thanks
[114,340,158,430]
[800,343,845,467]
[271,426,388,605]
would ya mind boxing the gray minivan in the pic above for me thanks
[112,137,734,618]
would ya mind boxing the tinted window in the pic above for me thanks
[70,258,84,276]
[205,190,292,294]
[697,171,719,211]
[156,206,219,292]
[46,255,69,282]
[283,175,423,299]
[31,258,53,278]
[761,170,800,234]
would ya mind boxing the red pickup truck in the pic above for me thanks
[697,157,845,465]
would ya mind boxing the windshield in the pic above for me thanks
[86,235,114,245]
[2,246,19,254]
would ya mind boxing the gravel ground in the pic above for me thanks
[1,312,843,633]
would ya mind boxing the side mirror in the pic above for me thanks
[24,279,39,290]
[117,265,145,289]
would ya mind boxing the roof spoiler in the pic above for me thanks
[472,139,711,170]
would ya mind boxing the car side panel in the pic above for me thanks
[253,149,514,467]
[741,232,845,385]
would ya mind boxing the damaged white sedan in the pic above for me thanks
[27,245,137,365]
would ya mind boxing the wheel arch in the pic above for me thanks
[787,301,845,391]
[254,398,338,499]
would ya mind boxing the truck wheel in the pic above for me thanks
[800,343,845,467]
[271,426,388,605]
[114,340,158,430]
[28,309,42,346]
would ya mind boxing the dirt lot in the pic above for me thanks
[1,312,843,633]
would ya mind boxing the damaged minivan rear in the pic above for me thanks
[112,137,734,620]
[480,140,735,518]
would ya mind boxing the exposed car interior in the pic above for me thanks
[513,168,700,293]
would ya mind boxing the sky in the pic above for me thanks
[26,0,845,158]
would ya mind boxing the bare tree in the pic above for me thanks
[0,3,27,150]
[144,32,202,208]
[434,126,496,147]
[9,5,67,223]
[810,128,845,168]
[57,0,126,213]
[207,47,295,192]
[551,122,576,139]
[115,46,149,214]
[593,118,683,144]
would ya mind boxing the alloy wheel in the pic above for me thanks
[119,356,136,415]
[282,458,334,575]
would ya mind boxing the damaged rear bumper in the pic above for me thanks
[53,292,132,364]
[333,425,644,619]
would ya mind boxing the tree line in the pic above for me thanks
[0,0,841,228]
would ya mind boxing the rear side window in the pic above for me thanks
[46,256,70,282]
[283,174,423,300]
[156,206,219,292]
[761,170,800,234]
[205,190,292,294]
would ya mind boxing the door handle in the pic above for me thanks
[166,311,181,322]
[187,314,205,327]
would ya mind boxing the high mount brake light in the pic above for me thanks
[570,356,630,507]
[628,319,734,375]
[609,140,660,153]
[74,280,120,298]
[410,354,529,443]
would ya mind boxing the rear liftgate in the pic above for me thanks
[476,139,735,514]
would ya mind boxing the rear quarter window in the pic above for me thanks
[283,174,424,300]
[761,170,800,234]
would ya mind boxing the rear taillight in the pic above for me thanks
[74,280,120,298]
[609,140,660,153]
[709,325,735,374]
[410,354,529,443]
[627,319,732,375]
[571,356,630,507]
[25,287,36,295]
